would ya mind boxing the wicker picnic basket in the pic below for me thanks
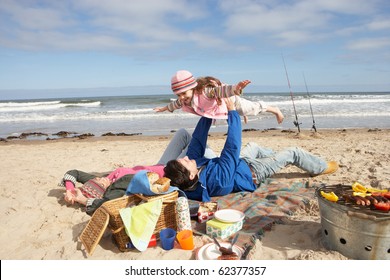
[80,191,178,255]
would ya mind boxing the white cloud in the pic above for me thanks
[346,37,390,51]
[367,18,390,30]
[0,0,389,54]
[0,0,75,30]
[308,0,380,14]
[0,0,210,51]
[272,30,314,46]
[220,0,387,46]
[73,0,205,40]
[0,29,129,52]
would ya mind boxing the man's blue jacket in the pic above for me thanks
[185,110,256,201]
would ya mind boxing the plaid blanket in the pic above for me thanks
[192,178,317,259]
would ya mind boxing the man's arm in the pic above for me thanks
[199,102,242,198]
[219,110,242,167]
[186,116,212,160]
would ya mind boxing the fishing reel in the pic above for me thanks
[293,120,302,128]
[293,120,302,133]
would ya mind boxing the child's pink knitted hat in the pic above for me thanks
[171,70,198,95]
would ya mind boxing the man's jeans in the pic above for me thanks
[157,128,217,165]
[240,142,327,183]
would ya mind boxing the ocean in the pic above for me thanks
[1,92,389,140]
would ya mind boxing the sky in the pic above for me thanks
[0,0,389,100]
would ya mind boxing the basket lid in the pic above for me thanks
[79,207,110,256]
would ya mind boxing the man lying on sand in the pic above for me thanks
[163,98,338,201]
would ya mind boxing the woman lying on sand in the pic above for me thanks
[59,128,215,215]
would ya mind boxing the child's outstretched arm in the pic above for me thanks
[153,105,169,113]
[154,99,182,113]
[235,80,251,95]
[205,80,251,100]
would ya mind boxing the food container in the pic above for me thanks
[316,184,390,260]
[198,202,219,223]
[176,197,192,231]
[206,218,243,240]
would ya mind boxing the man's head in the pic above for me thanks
[164,156,199,191]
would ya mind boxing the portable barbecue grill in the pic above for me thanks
[315,184,390,260]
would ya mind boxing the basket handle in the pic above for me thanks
[112,226,124,234]
[163,199,177,204]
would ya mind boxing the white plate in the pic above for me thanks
[196,243,213,260]
[214,209,245,223]
[196,242,243,260]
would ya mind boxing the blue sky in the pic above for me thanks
[0,0,389,100]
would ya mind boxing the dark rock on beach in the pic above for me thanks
[74,133,95,139]
[19,132,48,138]
[101,132,116,136]
[281,129,295,134]
[101,132,142,136]
[242,128,259,132]
[52,131,79,137]
[5,132,50,140]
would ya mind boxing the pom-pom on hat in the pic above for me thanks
[171,70,198,95]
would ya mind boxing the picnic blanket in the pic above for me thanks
[192,178,317,259]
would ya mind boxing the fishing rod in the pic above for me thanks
[302,72,317,132]
[281,54,301,133]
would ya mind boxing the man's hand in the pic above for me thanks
[224,97,236,111]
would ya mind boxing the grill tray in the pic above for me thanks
[316,184,390,218]
[315,184,390,260]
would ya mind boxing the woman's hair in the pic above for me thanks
[163,160,198,190]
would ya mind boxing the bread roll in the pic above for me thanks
[151,177,171,193]
[147,172,159,185]
[146,172,171,193]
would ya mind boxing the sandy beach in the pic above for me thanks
[0,128,389,260]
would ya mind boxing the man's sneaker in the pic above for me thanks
[320,161,339,175]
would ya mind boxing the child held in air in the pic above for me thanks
[154,70,284,124]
